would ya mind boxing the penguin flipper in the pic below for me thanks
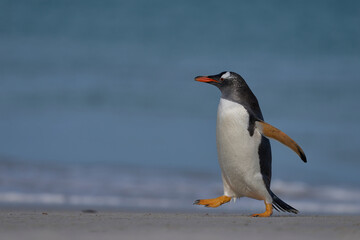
[255,120,307,162]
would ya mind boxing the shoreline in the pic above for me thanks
[1,210,359,240]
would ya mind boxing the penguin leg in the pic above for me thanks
[193,195,231,208]
[251,201,273,217]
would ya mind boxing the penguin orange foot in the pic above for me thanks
[251,202,273,217]
[194,195,231,208]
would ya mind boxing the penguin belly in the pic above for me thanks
[216,98,271,202]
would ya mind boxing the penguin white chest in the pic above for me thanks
[216,98,265,199]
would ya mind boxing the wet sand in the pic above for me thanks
[1,210,360,240]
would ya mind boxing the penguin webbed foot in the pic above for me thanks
[251,202,273,217]
[193,196,231,208]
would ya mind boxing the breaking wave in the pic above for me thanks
[0,161,359,214]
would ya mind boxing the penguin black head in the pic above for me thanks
[195,71,262,118]
[195,71,246,90]
[195,71,253,100]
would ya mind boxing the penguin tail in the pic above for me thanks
[270,191,299,214]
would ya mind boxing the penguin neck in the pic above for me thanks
[219,84,264,120]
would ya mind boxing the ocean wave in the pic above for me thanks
[1,160,359,213]
[1,180,359,214]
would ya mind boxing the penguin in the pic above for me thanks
[194,71,307,217]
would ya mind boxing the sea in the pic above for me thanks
[0,0,360,214]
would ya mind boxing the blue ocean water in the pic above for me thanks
[0,0,360,213]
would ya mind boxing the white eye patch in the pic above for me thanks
[221,71,231,79]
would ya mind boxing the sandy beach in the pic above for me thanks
[1,210,359,240]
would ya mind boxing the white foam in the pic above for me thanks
[0,192,65,204]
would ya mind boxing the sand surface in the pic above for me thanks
[1,210,360,240]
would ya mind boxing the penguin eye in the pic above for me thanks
[220,78,224,81]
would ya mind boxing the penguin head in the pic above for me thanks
[195,71,259,108]
[195,71,246,91]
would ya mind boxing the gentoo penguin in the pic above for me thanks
[194,71,306,217]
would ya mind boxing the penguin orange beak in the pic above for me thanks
[195,76,219,83]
